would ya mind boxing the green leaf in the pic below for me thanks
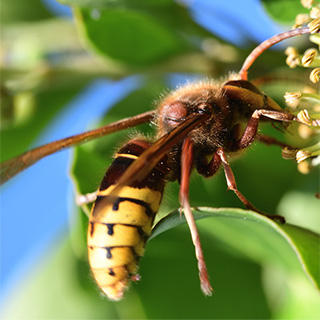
[261,0,309,24]
[1,219,273,319]
[1,0,52,24]
[151,207,320,291]
[70,0,213,67]
[281,224,320,290]
[3,206,319,319]
[74,7,188,66]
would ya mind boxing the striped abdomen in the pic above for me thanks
[87,139,167,300]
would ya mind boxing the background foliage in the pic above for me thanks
[1,0,319,319]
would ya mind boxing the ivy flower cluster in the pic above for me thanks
[282,0,320,173]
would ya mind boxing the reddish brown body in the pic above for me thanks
[87,78,294,299]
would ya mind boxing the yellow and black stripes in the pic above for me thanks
[87,139,167,300]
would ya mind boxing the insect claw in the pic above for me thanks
[197,248,213,296]
[200,270,214,297]
[131,274,141,282]
[76,191,98,206]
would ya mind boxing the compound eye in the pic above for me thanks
[163,101,188,128]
